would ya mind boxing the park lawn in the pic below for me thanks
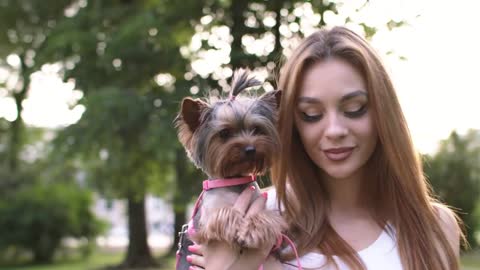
[0,252,176,270]
[0,248,176,270]
[0,251,477,270]
[0,251,124,270]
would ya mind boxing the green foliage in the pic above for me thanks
[424,130,480,248]
[0,183,105,263]
[40,0,203,92]
[0,0,75,175]
[0,0,73,57]
[42,0,206,199]
[53,88,177,198]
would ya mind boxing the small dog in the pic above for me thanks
[175,69,286,270]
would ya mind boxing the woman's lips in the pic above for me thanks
[323,147,355,161]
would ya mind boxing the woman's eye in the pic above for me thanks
[344,104,367,118]
[301,112,322,122]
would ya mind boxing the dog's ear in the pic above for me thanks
[259,89,282,109]
[175,97,209,151]
[180,97,209,132]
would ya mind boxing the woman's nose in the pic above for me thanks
[324,113,348,139]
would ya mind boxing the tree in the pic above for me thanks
[42,0,205,267]
[53,89,178,267]
[182,0,394,93]
[0,0,73,172]
[424,130,480,248]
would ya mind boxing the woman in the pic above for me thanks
[188,26,464,270]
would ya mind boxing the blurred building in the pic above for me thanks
[92,194,174,251]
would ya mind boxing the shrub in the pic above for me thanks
[0,183,105,263]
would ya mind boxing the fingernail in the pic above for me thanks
[249,185,256,191]
[262,192,268,199]
[188,245,197,253]
[186,255,193,263]
[189,266,195,270]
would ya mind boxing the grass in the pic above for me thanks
[0,250,478,270]
[463,249,480,269]
[0,251,124,270]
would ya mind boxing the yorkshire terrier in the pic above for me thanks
[175,69,286,270]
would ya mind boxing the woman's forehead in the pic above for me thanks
[298,59,367,99]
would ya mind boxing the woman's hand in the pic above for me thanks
[187,187,274,270]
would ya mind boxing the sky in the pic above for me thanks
[0,0,479,154]
[368,0,480,153]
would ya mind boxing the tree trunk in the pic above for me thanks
[9,93,23,171]
[272,0,282,55]
[229,0,249,68]
[32,234,58,264]
[8,54,29,172]
[121,194,157,268]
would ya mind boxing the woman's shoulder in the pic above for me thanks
[431,202,461,256]
[433,203,458,228]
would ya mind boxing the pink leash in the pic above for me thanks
[258,233,302,270]
[279,234,303,270]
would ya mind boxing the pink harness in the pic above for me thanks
[187,175,302,270]
[187,175,257,236]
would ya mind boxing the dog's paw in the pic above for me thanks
[236,210,286,249]
[198,207,245,244]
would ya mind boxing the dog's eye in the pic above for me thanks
[219,129,231,139]
[252,126,263,135]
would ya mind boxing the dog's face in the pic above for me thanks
[176,90,281,178]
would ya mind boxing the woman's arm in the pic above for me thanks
[188,242,284,270]
[434,203,461,257]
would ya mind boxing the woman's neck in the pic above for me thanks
[322,169,370,218]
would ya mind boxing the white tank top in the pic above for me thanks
[266,188,404,270]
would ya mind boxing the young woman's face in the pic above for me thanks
[294,58,378,181]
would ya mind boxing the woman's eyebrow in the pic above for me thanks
[297,90,367,104]
[297,96,321,104]
[340,90,367,102]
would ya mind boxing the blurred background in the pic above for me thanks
[0,0,479,269]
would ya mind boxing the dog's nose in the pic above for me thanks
[244,146,256,156]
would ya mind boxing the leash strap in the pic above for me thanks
[281,234,303,270]
[258,234,303,270]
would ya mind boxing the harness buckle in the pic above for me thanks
[177,223,189,250]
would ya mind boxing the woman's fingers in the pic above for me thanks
[187,244,205,269]
[203,241,240,269]
[188,244,204,256]
[187,254,206,268]
[245,192,267,218]
[233,186,255,214]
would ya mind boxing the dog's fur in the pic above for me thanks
[175,69,286,253]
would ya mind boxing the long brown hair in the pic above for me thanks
[272,26,462,270]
